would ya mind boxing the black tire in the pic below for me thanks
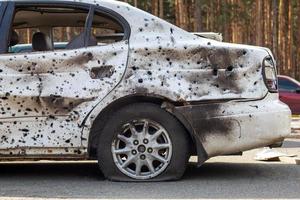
[97,103,190,181]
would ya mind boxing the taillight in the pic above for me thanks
[262,56,278,92]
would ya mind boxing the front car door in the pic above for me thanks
[0,1,129,157]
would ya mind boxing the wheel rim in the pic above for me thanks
[111,119,172,180]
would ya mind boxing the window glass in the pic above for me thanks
[91,11,124,45]
[8,6,125,53]
[53,27,84,43]
[8,6,89,53]
[278,78,298,91]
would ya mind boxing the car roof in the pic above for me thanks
[2,0,127,6]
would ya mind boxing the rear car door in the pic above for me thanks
[0,2,129,155]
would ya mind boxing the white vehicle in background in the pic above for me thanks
[0,0,291,181]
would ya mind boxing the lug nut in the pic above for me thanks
[147,148,153,153]
[133,140,139,145]
[143,139,149,144]
[132,150,137,155]
[140,154,146,160]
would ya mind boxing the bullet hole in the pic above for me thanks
[227,66,233,72]
[170,36,175,44]
[170,28,174,34]
[139,28,143,32]
[212,68,218,76]
[132,66,137,70]
[197,61,201,65]
[254,81,258,85]
[207,42,211,45]
[138,79,143,83]
[243,50,247,55]
[147,71,152,75]
[144,23,148,27]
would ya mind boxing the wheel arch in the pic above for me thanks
[87,94,201,160]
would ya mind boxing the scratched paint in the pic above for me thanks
[0,0,290,159]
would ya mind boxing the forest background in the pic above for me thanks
[122,0,300,80]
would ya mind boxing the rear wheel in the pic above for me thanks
[97,103,190,181]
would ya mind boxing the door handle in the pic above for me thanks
[90,65,115,79]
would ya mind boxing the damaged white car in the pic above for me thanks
[0,0,291,181]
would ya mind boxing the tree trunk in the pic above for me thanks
[159,0,164,18]
[152,0,159,16]
[256,0,263,46]
[272,0,278,62]
[295,1,300,79]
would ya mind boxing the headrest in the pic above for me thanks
[9,30,19,47]
[32,32,53,51]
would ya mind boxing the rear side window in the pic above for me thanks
[91,11,124,45]
[278,78,298,91]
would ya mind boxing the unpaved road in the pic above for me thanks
[0,140,299,199]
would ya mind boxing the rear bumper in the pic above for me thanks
[174,93,291,157]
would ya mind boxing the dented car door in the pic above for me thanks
[0,3,129,154]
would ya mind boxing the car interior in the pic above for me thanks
[8,6,125,53]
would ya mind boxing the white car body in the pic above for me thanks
[0,0,290,169]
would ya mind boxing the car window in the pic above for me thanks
[7,5,126,54]
[8,6,90,53]
[52,11,124,45]
[91,11,124,45]
[278,78,298,91]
